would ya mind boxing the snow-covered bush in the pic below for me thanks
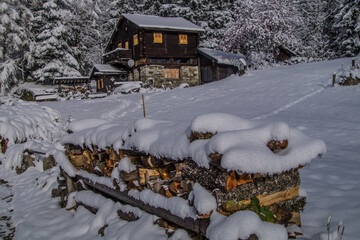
[0,102,61,145]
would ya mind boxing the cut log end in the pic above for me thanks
[267,139,288,152]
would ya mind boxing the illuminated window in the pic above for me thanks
[153,33,162,43]
[117,42,122,48]
[97,79,104,89]
[133,34,138,45]
[125,41,129,49]
[179,34,188,44]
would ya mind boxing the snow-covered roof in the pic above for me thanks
[90,64,127,78]
[102,48,129,57]
[198,48,248,67]
[93,64,124,73]
[122,14,205,32]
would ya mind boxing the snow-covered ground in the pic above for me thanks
[1,57,359,239]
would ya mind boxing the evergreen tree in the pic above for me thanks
[224,0,303,68]
[27,0,81,83]
[0,0,32,95]
[295,0,332,59]
[68,0,102,75]
[330,0,360,57]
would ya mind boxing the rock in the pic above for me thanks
[43,155,56,171]
[16,153,36,174]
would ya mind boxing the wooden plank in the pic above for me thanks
[80,176,209,235]
[238,186,300,206]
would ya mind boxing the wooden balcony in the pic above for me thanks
[102,48,132,65]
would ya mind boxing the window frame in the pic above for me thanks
[153,33,163,43]
[179,34,188,45]
[133,34,139,46]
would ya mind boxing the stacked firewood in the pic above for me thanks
[64,131,304,227]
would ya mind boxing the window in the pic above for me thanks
[179,34,188,44]
[97,79,104,89]
[117,42,122,48]
[133,34,138,46]
[153,33,162,43]
[164,69,180,79]
[125,41,129,49]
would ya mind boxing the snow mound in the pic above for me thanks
[67,118,109,133]
[3,140,59,170]
[62,113,325,174]
[206,211,288,240]
[190,113,254,133]
[190,183,217,215]
[0,102,60,145]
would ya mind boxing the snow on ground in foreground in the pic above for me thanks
[1,57,358,239]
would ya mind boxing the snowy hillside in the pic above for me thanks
[0,58,359,239]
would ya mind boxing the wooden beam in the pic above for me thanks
[238,186,299,206]
[80,176,209,235]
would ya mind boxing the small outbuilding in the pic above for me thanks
[198,48,248,84]
[89,64,129,92]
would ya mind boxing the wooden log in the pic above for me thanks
[159,168,170,180]
[169,182,181,195]
[98,152,108,162]
[189,131,214,143]
[121,170,138,182]
[159,185,174,198]
[153,182,162,193]
[288,211,301,226]
[140,156,163,168]
[145,169,161,182]
[68,154,85,169]
[109,148,120,161]
[267,140,288,152]
[209,153,222,164]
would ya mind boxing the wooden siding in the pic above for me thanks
[105,17,201,68]
[142,31,198,59]
[199,55,238,83]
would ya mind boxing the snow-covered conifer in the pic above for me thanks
[27,0,81,83]
[224,0,303,68]
[0,0,31,95]
[330,0,360,57]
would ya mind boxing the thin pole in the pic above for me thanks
[142,94,146,118]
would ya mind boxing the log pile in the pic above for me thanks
[64,131,305,230]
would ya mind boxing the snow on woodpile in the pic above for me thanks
[59,112,326,239]
[207,211,288,240]
[0,102,60,145]
[3,140,57,170]
[62,113,325,174]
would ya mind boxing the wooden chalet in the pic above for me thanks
[104,14,205,88]
[198,48,248,84]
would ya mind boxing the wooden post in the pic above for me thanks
[142,94,146,118]
[332,73,336,87]
[352,59,356,68]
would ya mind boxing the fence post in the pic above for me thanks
[332,73,336,87]
[142,94,146,118]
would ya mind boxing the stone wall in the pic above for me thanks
[133,65,200,88]
[180,66,199,86]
